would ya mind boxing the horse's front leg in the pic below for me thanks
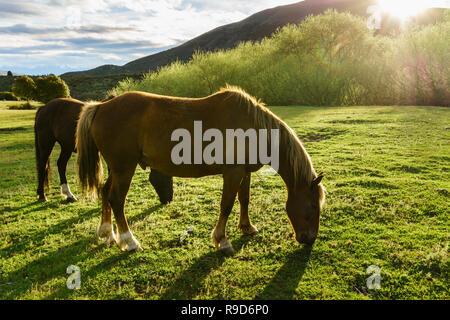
[212,167,246,256]
[237,173,258,235]
[109,166,142,252]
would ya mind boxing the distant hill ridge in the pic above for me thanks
[63,0,380,77]
[0,70,22,76]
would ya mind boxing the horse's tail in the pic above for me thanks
[34,107,51,193]
[76,103,103,199]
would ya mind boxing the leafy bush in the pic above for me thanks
[0,91,18,101]
[112,10,449,106]
[392,19,450,106]
[7,102,36,110]
[35,75,70,103]
[12,75,36,102]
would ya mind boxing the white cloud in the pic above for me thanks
[0,0,301,74]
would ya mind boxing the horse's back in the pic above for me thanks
[90,91,258,176]
[92,90,235,149]
[36,98,84,147]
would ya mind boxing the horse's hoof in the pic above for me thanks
[220,246,236,257]
[217,239,235,256]
[239,224,259,236]
[97,223,117,246]
[128,245,143,253]
[100,230,117,247]
[37,197,48,203]
[66,196,78,203]
[118,231,142,252]
[160,198,172,205]
[122,243,143,252]
[101,235,117,248]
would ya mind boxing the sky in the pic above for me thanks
[0,0,300,75]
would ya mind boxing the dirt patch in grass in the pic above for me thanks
[336,180,399,190]
[390,165,424,174]
[298,128,347,142]
[0,127,27,133]
[327,119,381,125]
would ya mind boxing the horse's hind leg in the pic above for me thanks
[57,147,77,202]
[211,167,246,256]
[36,139,55,202]
[109,166,142,252]
[237,173,258,235]
[97,174,117,246]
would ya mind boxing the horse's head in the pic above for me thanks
[286,173,325,246]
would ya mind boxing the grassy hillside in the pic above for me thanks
[0,102,448,299]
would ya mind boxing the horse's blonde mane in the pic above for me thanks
[219,85,317,187]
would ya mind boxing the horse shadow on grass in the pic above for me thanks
[1,208,98,254]
[127,204,164,225]
[160,235,255,299]
[2,232,137,299]
[42,247,133,299]
[2,235,97,299]
[1,194,88,222]
[1,201,169,299]
[2,201,39,214]
[257,246,312,300]
[1,201,48,221]
[160,239,311,300]
[159,236,312,300]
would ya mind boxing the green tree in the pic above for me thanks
[35,75,70,103]
[12,75,36,102]
[7,71,13,77]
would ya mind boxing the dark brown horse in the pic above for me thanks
[34,98,173,204]
[76,87,325,254]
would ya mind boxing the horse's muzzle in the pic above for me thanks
[296,233,316,246]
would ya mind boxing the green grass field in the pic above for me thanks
[0,101,448,300]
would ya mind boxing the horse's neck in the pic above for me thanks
[276,137,311,192]
[276,141,297,191]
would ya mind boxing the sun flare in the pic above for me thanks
[377,0,430,21]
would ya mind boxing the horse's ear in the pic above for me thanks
[311,172,324,187]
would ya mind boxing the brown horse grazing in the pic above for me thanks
[76,86,325,254]
[34,98,173,204]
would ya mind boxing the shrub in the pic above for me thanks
[35,75,70,103]
[0,91,18,101]
[111,10,449,106]
[12,75,36,101]
[393,20,450,106]
[7,102,36,110]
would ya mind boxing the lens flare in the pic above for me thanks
[377,0,430,21]
[314,34,349,71]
